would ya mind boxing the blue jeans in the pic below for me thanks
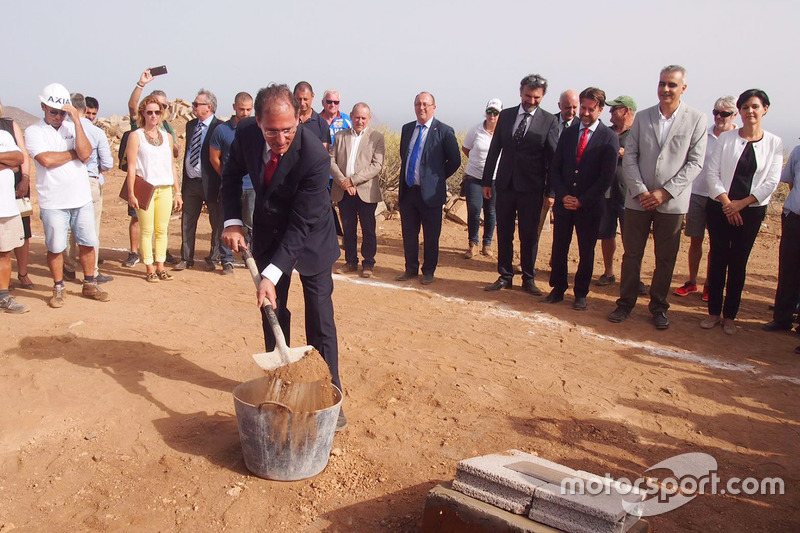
[463,177,495,246]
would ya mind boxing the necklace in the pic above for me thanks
[145,129,163,147]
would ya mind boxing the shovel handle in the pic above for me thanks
[242,249,292,366]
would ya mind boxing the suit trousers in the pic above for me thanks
[260,269,342,391]
[549,204,602,297]
[773,212,800,325]
[399,186,442,276]
[338,193,377,268]
[495,188,544,283]
[617,208,683,314]
[706,201,766,319]
[180,178,232,265]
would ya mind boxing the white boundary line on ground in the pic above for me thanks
[334,274,800,386]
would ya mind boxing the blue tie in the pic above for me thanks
[406,124,424,187]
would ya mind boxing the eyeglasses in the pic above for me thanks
[145,110,163,116]
[48,109,67,117]
[264,127,297,139]
[713,110,734,118]
[324,99,340,105]
[191,101,209,108]
[414,103,434,109]
[485,109,500,116]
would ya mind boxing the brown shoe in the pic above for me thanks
[463,244,477,259]
[49,284,66,308]
[336,263,358,274]
[360,268,373,278]
[480,245,493,258]
[82,281,110,302]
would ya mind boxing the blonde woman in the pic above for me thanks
[126,95,182,282]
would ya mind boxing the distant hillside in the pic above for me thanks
[2,106,38,129]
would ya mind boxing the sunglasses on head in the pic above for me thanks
[48,109,67,117]
[485,109,500,116]
[325,99,340,105]
[713,109,734,118]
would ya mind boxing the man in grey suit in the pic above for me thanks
[608,65,707,329]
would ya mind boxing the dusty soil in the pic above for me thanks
[1,169,798,532]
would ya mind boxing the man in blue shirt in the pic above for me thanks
[293,81,331,146]
[210,92,254,254]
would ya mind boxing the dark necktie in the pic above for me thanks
[264,151,279,186]
[406,124,424,187]
[514,113,531,143]
[189,122,204,171]
[576,127,590,164]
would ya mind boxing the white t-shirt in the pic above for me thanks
[25,120,92,209]
[462,121,497,180]
[0,130,22,217]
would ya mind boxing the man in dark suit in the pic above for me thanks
[546,87,619,310]
[221,84,346,430]
[483,74,559,295]
[175,89,233,273]
[395,92,460,285]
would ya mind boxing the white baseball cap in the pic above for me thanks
[485,98,503,112]
[40,83,71,109]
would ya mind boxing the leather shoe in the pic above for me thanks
[653,311,670,330]
[542,290,564,304]
[484,278,511,291]
[608,307,630,323]
[522,279,542,296]
[762,320,791,332]
[173,260,191,271]
[204,261,216,272]
[336,263,358,274]
[421,274,435,285]
[395,271,418,281]
[573,296,587,310]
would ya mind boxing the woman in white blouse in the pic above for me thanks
[701,89,783,334]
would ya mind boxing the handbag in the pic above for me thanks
[119,175,156,211]
[16,197,32,217]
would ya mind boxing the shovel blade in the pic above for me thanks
[252,345,314,371]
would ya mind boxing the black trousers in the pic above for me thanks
[260,268,341,391]
[338,193,378,268]
[495,188,544,283]
[773,212,800,325]
[549,203,602,297]
[706,201,766,319]
[180,178,231,265]
[399,187,442,276]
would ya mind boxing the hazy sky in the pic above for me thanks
[4,0,797,150]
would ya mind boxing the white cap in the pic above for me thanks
[485,98,503,112]
[40,83,71,109]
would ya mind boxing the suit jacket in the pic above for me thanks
[329,126,386,203]
[622,103,707,214]
[221,117,339,275]
[482,105,559,193]
[550,120,619,214]
[398,118,460,208]
[183,116,222,202]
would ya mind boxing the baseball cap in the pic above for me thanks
[606,95,637,112]
[40,83,71,110]
[485,98,503,112]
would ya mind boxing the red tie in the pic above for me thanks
[576,127,589,164]
[264,151,279,186]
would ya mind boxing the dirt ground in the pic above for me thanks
[1,169,798,532]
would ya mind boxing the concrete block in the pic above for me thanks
[446,198,469,225]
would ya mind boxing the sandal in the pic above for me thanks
[145,272,159,283]
[156,270,174,281]
[17,273,34,290]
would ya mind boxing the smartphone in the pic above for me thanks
[150,65,168,77]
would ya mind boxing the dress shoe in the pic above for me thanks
[573,296,587,310]
[542,290,564,304]
[653,311,670,330]
[638,281,649,295]
[204,261,217,272]
[164,251,179,265]
[762,320,791,332]
[595,274,615,286]
[522,279,542,296]
[173,260,191,271]
[421,274,435,285]
[485,278,511,291]
[336,263,358,274]
[608,307,630,323]
[395,271,418,281]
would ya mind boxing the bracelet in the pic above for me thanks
[174,192,182,196]
[136,83,145,89]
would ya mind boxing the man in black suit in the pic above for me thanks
[221,84,346,430]
[546,87,619,310]
[175,89,233,273]
[483,74,559,295]
[395,92,460,285]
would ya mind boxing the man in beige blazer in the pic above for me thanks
[330,102,386,278]
[608,65,707,329]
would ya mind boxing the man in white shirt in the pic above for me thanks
[24,83,110,308]
[0,129,27,313]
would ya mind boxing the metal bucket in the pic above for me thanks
[232,378,342,481]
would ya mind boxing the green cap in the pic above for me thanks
[606,95,637,112]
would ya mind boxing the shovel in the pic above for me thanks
[242,248,313,371]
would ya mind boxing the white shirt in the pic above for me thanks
[406,116,434,186]
[25,120,92,210]
[0,130,21,217]
[658,103,681,146]
[462,121,496,180]
[512,105,538,137]
[184,115,215,180]
[345,129,365,177]
[691,126,734,197]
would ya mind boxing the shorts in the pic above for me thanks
[40,202,98,253]
[128,205,138,218]
[0,215,24,252]
[598,197,625,240]
[684,193,708,237]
